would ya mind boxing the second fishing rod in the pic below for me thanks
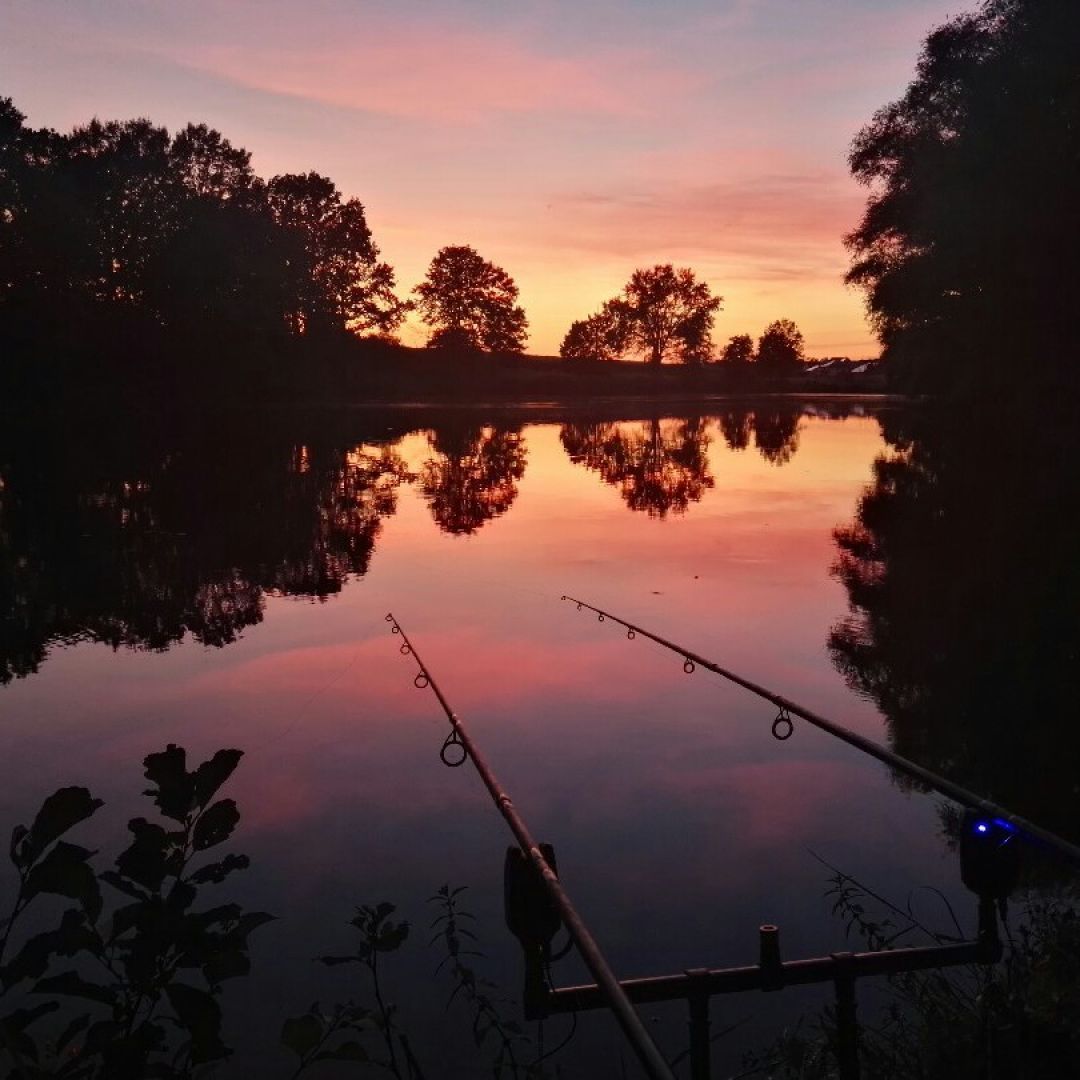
[562,594,1080,872]
[384,613,676,1080]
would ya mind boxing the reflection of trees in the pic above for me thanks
[828,408,1080,841]
[418,425,526,535]
[751,409,801,465]
[718,408,752,451]
[561,418,713,518]
[0,420,408,684]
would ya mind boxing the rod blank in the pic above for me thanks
[562,594,1080,871]
[386,613,676,1080]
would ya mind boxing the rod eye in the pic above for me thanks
[627,629,635,640]
[400,643,411,655]
[414,673,429,689]
[683,658,695,674]
[440,732,467,767]
[772,711,794,741]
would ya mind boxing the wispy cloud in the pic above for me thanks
[140,29,699,125]
[542,173,863,281]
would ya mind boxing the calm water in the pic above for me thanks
[1,400,1075,1075]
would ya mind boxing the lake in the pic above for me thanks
[1,399,1075,1076]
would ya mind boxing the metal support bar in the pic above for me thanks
[535,935,1001,1013]
[561,594,1080,870]
[831,955,861,1080]
[686,968,711,1080]
[387,614,676,1080]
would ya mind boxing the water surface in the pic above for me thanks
[2,400,1071,1074]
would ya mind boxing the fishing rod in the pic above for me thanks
[561,595,1080,871]
[384,613,677,1080]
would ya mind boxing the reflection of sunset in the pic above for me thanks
[0,407,974,1071]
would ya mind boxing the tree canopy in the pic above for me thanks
[605,265,721,365]
[756,319,804,372]
[0,98,409,357]
[720,333,754,366]
[559,304,622,362]
[845,0,1080,394]
[413,245,528,354]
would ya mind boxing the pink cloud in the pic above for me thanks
[158,30,698,125]
[543,173,863,278]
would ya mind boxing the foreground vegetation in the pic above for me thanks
[1,746,1077,1078]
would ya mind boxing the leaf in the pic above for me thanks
[114,819,170,892]
[1,909,99,988]
[235,911,275,939]
[142,745,194,822]
[164,982,229,1064]
[203,948,249,986]
[189,853,249,885]
[22,788,103,867]
[99,870,151,902]
[0,1002,59,1062]
[315,1040,369,1063]
[9,824,29,869]
[191,800,239,851]
[56,1012,91,1052]
[26,841,102,921]
[33,971,117,1006]
[191,750,243,810]
[281,1013,324,1058]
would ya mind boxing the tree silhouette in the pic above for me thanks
[720,333,754,366]
[605,265,721,365]
[756,319,804,373]
[417,424,527,534]
[170,123,256,201]
[559,304,622,362]
[0,97,410,399]
[413,245,528,354]
[265,172,410,336]
[560,418,713,517]
[845,0,1080,394]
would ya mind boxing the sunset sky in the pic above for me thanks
[3,0,958,357]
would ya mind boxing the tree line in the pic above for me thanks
[0,99,533,355]
[557,265,807,368]
[1,95,817,400]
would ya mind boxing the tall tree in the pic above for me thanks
[266,172,409,336]
[756,319,804,372]
[413,245,528,354]
[607,265,721,365]
[845,0,1080,393]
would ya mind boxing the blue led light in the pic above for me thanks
[976,823,988,833]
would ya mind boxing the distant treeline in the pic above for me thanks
[0,96,841,407]
[5,0,1077,404]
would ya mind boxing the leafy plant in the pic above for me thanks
[283,902,423,1079]
[0,745,272,1079]
[428,885,530,1078]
